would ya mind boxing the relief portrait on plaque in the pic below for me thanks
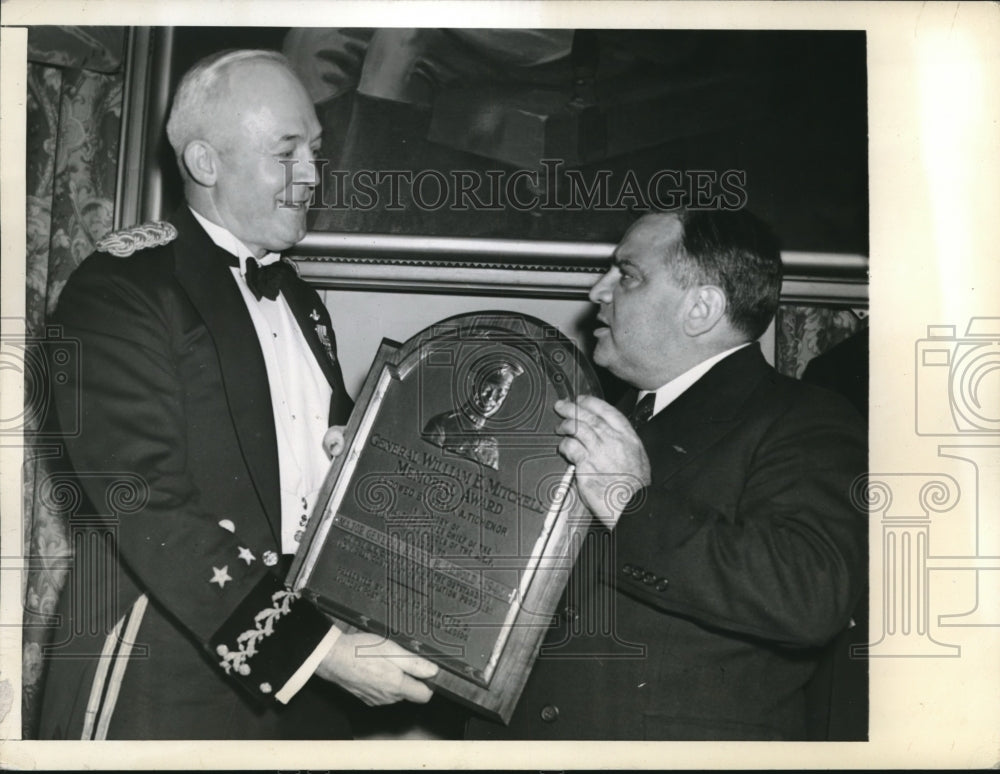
[421,360,526,470]
[289,312,604,722]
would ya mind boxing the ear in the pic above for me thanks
[181,140,219,187]
[682,285,727,336]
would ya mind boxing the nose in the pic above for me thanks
[589,269,616,305]
[297,150,319,188]
[288,144,319,189]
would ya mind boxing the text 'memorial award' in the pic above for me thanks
[289,312,602,722]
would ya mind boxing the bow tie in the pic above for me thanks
[238,256,296,301]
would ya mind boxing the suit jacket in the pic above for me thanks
[467,343,867,740]
[39,208,356,739]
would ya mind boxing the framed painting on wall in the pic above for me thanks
[117,25,868,300]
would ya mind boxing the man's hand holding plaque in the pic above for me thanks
[315,631,438,706]
[314,424,439,706]
[554,396,652,530]
[323,425,348,459]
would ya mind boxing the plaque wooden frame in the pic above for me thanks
[288,312,601,723]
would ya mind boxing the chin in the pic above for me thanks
[592,341,612,369]
[271,226,306,252]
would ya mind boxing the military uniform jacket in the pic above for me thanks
[468,344,867,740]
[39,208,355,739]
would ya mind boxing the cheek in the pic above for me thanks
[616,303,657,353]
[612,298,639,335]
[250,165,284,204]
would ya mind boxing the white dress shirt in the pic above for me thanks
[191,209,340,703]
[599,344,752,531]
[638,343,751,418]
[190,209,332,556]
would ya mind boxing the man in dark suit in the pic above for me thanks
[469,209,867,740]
[39,49,436,740]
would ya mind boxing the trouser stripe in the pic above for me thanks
[80,594,149,740]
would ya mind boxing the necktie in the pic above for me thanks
[242,257,296,301]
[629,392,656,430]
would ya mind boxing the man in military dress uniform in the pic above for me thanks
[469,210,867,740]
[39,50,436,740]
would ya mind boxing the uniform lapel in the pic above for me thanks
[170,208,282,542]
[636,344,770,486]
[280,276,341,391]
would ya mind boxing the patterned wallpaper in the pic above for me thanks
[775,304,866,379]
[22,26,125,738]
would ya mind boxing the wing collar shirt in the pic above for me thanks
[191,208,333,555]
[191,209,340,703]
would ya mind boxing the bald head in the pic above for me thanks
[166,49,304,163]
[165,49,322,258]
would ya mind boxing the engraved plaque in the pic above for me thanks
[288,312,601,722]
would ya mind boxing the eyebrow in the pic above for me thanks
[273,131,323,146]
[612,254,638,271]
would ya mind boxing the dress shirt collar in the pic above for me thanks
[639,342,751,417]
[189,207,281,273]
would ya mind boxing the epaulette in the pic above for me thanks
[95,221,178,257]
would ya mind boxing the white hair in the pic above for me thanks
[165,49,293,158]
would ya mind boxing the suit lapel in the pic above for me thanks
[170,208,282,542]
[636,344,771,486]
[280,276,341,391]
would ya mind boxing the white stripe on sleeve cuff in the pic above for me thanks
[275,624,343,704]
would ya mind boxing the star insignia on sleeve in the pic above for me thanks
[210,565,233,588]
[237,546,256,565]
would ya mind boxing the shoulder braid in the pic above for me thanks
[95,221,178,257]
